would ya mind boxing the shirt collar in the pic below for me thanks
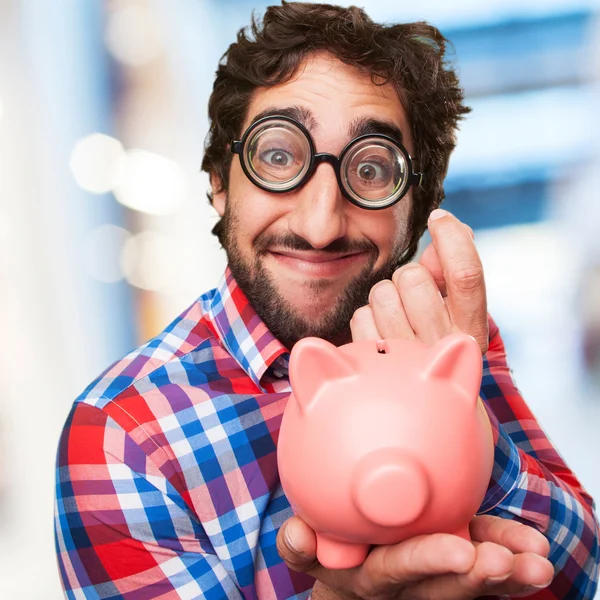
[207,267,289,392]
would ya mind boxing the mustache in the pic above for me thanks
[254,231,378,255]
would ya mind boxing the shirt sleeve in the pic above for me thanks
[54,402,243,600]
[476,315,600,599]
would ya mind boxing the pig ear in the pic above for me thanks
[289,337,355,414]
[421,333,482,403]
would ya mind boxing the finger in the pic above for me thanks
[392,264,453,346]
[282,531,476,600]
[277,518,372,597]
[276,517,319,573]
[418,243,446,296]
[419,226,475,298]
[399,541,514,600]
[488,552,554,597]
[368,279,415,340]
[427,209,488,353]
[469,515,550,557]
[350,305,381,341]
[359,533,475,595]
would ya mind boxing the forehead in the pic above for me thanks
[243,52,413,153]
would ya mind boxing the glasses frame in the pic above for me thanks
[230,115,422,210]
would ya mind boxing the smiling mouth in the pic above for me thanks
[272,250,363,262]
[267,250,370,277]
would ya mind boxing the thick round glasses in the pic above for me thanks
[230,115,422,210]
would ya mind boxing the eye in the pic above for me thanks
[259,148,295,168]
[355,159,392,185]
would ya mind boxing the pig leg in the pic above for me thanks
[315,533,370,570]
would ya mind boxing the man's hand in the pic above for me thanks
[350,209,489,354]
[320,208,554,598]
[276,515,554,600]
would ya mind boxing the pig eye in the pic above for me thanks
[376,340,387,354]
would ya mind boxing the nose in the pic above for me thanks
[287,162,347,249]
[352,448,430,528]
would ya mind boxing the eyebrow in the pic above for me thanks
[349,117,405,144]
[247,107,406,145]
[249,106,319,132]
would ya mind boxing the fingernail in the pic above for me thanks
[484,574,511,586]
[371,281,396,304]
[526,582,553,591]
[429,208,449,221]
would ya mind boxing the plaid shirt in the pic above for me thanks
[55,267,599,599]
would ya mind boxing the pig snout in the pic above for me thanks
[351,447,430,528]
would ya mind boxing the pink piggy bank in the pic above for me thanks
[277,333,494,570]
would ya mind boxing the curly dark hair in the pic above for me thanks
[201,1,470,263]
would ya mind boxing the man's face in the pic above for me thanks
[212,52,414,349]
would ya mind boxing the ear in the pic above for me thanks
[210,173,226,217]
[289,337,355,415]
[421,333,482,404]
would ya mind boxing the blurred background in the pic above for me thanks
[1,0,600,596]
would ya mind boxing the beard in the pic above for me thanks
[220,202,409,349]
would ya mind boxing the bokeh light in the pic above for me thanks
[120,230,176,291]
[69,133,125,194]
[112,149,188,216]
[105,3,164,67]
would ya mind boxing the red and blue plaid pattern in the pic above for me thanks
[55,267,599,599]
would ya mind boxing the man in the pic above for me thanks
[54,2,599,599]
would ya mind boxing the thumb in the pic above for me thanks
[419,222,475,297]
[276,516,319,572]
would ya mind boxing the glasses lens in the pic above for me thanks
[342,138,408,208]
[244,119,311,190]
